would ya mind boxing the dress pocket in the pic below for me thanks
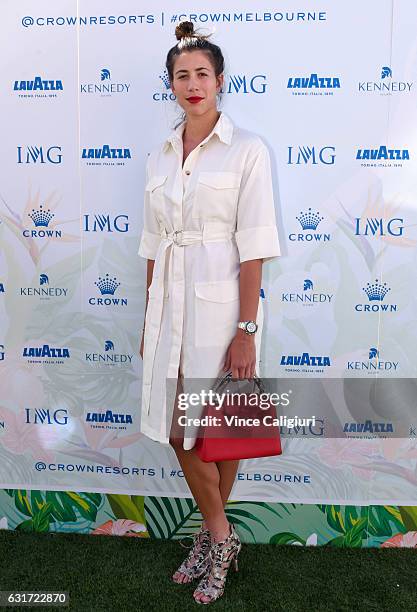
[145,174,168,220]
[192,171,241,223]
[194,279,240,347]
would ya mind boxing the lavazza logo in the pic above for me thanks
[356,145,409,168]
[89,274,127,306]
[81,145,132,166]
[22,204,63,239]
[85,409,133,431]
[20,273,68,301]
[281,279,333,306]
[17,145,62,164]
[358,66,413,95]
[83,214,129,232]
[355,279,397,313]
[80,68,130,96]
[287,72,341,96]
[287,145,336,165]
[25,408,68,426]
[354,216,404,237]
[85,340,133,366]
[153,69,268,101]
[289,208,331,243]
[13,75,63,99]
[280,352,331,374]
[346,347,399,374]
[22,344,70,365]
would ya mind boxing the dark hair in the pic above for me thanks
[165,21,225,125]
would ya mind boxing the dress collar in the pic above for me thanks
[162,111,234,153]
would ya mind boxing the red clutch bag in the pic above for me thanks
[194,372,282,462]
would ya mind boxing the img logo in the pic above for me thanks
[354,217,404,237]
[20,273,68,300]
[280,352,331,373]
[17,145,62,164]
[80,68,131,96]
[23,344,70,364]
[289,208,331,242]
[85,409,133,431]
[355,279,397,313]
[25,408,68,425]
[13,75,63,99]
[83,214,129,233]
[88,274,127,306]
[358,66,413,95]
[85,340,133,366]
[81,145,132,166]
[287,73,341,95]
[346,347,399,373]
[356,145,409,167]
[287,146,336,165]
[23,204,62,238]
[281,279,333,306]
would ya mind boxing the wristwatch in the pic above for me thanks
[237,320,258,335]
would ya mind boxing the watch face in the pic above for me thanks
[246,321,257,333]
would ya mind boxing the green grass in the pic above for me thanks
[0,530,416,611]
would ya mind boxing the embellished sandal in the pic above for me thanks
[172,525,212,584]
[193,522,241,604]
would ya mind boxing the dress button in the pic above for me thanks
[185,170,191,175]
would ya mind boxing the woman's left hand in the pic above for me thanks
[223,330,256,380]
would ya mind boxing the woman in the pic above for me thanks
[138,21,281,605]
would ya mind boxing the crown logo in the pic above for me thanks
[95,274,120,295]
[369,347,379,359]
[304,279,313,290]
[105,340,114,351]
[381,66,392,79]
[39,274,49,285]
[362,279,390,301]
[296,208,324,230]
[101,68,111,81]
[28,204,54,227]
[159,69,171,90]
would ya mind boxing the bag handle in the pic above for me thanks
[213,370,265,395]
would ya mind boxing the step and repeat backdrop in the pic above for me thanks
[1,0,417,523]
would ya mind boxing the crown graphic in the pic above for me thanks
[381,66,392,79]
[369,347,379,359]
[28,204,54,227]
[105,340,114,351]
[39,274,49,285]
[296,208,324,230]
[362,279,390,301]
[95,273,120,295]
[159,69,171,90]
[304,279,313,291]
[101,68,111,81]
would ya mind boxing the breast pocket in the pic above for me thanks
[192,172,241,223]
[194,279,240,347]
[145,175,168,221]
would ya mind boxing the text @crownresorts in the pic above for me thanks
[176,389,316,428]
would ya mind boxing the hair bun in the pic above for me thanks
[175,21,196,40]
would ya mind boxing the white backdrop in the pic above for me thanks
[1,0,417,505]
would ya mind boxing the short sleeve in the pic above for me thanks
[138,155,162,260]
[235,141,281,264]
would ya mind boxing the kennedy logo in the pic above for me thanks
[14,76,63,99]
[88,274,127,306]
[281,279,333,306]
[280,352,331,373]
[356,145,409,167]
[287,73,341,95]
[358,66,413,95]
[85,340,133,366]
[81,145,132,166]
[23,204,62,238]
[354,217,404,237]
[20,273,68,300]
[288,208,331,242]
[347,347,399,373]
[17,145,62,164]
[287,146,336,165]
[23,344,70,364]
[80,68,131,96]
[355,279,397,313]
[83,214,129,232]
[25,408,68,425]
[86,409,133,431]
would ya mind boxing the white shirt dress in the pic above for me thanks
[138,111,281,450]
